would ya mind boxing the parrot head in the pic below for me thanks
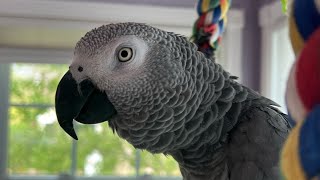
[55,22,214,153]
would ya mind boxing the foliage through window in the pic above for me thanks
[8,63,179,177]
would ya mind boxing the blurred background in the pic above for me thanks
[0,0,294,180]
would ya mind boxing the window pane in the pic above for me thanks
[10,63,68,104]
[76,124,136,176]
[8,62,180,177]
[8,107,72,175]
[140,151,180,176]
[9,63,71,175]
[76,124,180,176]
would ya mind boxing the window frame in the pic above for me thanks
[259,1,290,100]
[0,1,244,179]
[0,63,10,180]
[0,51,150,180]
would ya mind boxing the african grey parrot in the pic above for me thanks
[55,23,290,180]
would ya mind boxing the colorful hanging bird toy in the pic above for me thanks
[281,0,320,180]
[191,0,232,57]
[192,0,288,58]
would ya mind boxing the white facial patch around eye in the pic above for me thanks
[102,35,149,72]
[72,35,150,90]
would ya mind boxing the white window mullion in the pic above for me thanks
[259,1,295,112]
[259,1,286,98]
[218,9,245,83]
[70,139,78,176]
[135,150,141,177]
[259,22,274,98]
[0,63,10,180]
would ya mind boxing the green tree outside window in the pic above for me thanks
[8,63,179,176]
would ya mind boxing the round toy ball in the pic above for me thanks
[286,62,308,122]
[296,28,320,111]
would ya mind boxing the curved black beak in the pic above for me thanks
[55,70,117,140]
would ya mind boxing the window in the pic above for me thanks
[8,64,72,175]
[259,1,295,112]
[4,63,180,179]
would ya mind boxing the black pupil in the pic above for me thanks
[78,66,83,72]
[121,50,129,58]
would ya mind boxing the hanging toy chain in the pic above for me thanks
[281,0,320,179]
[192,0,288,58]
[191,0,232,58]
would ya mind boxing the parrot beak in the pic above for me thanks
[55,70,117,140]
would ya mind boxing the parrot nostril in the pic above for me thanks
[78,66,83,72]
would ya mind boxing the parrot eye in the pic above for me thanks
[118,47,133,62]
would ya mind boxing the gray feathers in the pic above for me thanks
[74,23,290,180]
[227,106,290,180]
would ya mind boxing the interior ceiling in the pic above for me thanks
[0,0,198,49]
[64,0,272,9]
[0,0,271,49]
[67,0,197,8]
